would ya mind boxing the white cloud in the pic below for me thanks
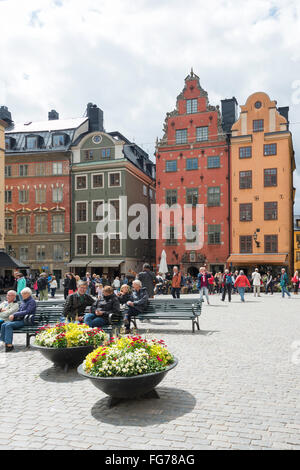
[1,0,300,205]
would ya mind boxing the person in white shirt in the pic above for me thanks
[50,276,58,298]
[112,277,121,292]
[0,291,19,325]
[252,268,261,297]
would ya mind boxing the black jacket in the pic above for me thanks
[92,294,121,323]
[63,293,95,320]
[138,270,156,297]
[37,277,48,291]
[118,292,131,305]
[130,287,149,313]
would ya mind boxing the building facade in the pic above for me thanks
[2,105,93,282]
[155,70,236,275]
[294,215,300,273]
[228,92,295,275]
[70,129,156,277]
[0,114,7,251]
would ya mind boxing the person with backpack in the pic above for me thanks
[280,268,291,298]
[197,267,212,305]
[171,266,182,299]
[221,269,233,302]
[37,273,48,301]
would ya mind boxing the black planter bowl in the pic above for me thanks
[77,357,178,406]
[32,344,95,369]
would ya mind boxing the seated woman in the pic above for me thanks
[0,288,36,352]
[0,290,19,326]
[116,284,131,306]
[84,286,121,328]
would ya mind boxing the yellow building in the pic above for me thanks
[0,118,7,250]
[228,92,295,275]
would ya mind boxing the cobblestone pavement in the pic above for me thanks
[1,292,300,450]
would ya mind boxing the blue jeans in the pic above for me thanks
[0,320,25,344]
[238,287,245,302]
[281,286,291,297]
[84,313,106,328]
[199,287,209,303]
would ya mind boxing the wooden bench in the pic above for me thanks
[131,298,202,333]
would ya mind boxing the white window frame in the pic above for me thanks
[75,234,88,256]
[91,172,104,189]
[92,199,105,222]
[108,198,121,221]
[92,233,104,256]
[53,162,63,176]
[52,187,63,203]
[108,171,121,188]
[109,232,121,256]
[75,200,88,223]
[75,174,88,190]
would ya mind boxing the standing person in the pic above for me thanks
[50,276,58,298]
[68,273,77,294]
[138,264,156,298]
[208,274,215,295]
[197,267,211,305]
[63,273,70,300]
[33,277,39,299]
[234,270,251,302]
[47,274,52,294]
[252,268,262,297]
[292,271,299,295]
[155,273,164,295]
[221,269,233,302]
[83,272,92,295]
[265,271,274,295]
[171,266,182,299]
[16,273,26,301]
[37,273,48,301]
[112,276,121,293]
[280,268,291,298]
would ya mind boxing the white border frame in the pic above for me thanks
[75,174,88,191]
[75,200,88,223]
[108,171,121,188]
[92,232,105,256]
[91,199,105,222]
[108,198,121,222]
[91,172,104,189]
[75,234,88,256]
[109,232,122,256]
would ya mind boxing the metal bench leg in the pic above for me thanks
[132,318,138,330]
[26,333,31,348]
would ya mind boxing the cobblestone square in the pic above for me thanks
[1,292,300,450]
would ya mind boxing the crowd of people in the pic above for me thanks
[0,264,297,352]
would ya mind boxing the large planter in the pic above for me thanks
[32,344,95,369]
[77,358,178,406]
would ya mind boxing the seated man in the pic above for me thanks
[63,281,95,322]
[84,286,121,328]
[125,280,149,334]
[0,290,19,326]
[0,288,36,352]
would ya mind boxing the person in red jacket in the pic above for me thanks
[234,270,251,302]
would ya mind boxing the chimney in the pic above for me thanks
[278,106,289,129]
[221,97,238,134]
[0,106,13,126]
[86,103,104,132]
[48,109,59,120]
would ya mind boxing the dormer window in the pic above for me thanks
[52,134,65,147]
[26,136,38,149]
[5,137,16,150]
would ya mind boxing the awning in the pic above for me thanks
[227,254,288,265]
[0,251,29,269]
[68,259,124,268]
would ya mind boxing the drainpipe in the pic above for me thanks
[227,133,231,268]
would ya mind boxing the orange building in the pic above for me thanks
[228,92,295,275]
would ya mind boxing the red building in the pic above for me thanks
[156,70,236,276]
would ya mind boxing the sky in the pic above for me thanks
[1,0,300,209]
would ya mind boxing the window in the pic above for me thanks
[185,225,197,243]
[52,187,63,203]
[109,172,121,187]
[5,137,11,150]
[76,175,87,190]
[239,170,252,189]
[240,235,252,253]
[76,202,87,222]
[207,187,220,206]
[93,234,104,255]
[109,199,120,221]
[186,158,198,170]
[264,144,277,156]
[19,165,28,177]
[186,99,197,114]
[17,216,30,234]
[149,189,153,199]
[52,134,65,147]
[53,244,63,261]
[207,156,220,168]
[176,129,187,144]
[52,214,64,233]
[186,188,198,206]
[36,163,46,176]
[35,188,46,204]
[265,235,278,253]
[19,246,29,261]
[92,173,103,188]
[5,190,12,204]
[208,225,221,245]
[84,150,94,160]
[253,119,264,132]
[165,160,177,172]
[166,226,177,245]
[101,148,111,158]
[296,251,300,262]
[19,190,29,203]
[166,189,177,206]
[36,245,46,261]
[76,235,87,255]
[196,126,209,142]
[240,203,252,221]
[264,168,277,187]
[264,202,278,220]
[239,147,252,159]
[92,201,104,221]
[5,166,12,177]
[109,233,121,255]
[5,218,13,232]
[53,162,63,175]
[35,215,47,233]
[26,136,38,149]
[143,185,147,196]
